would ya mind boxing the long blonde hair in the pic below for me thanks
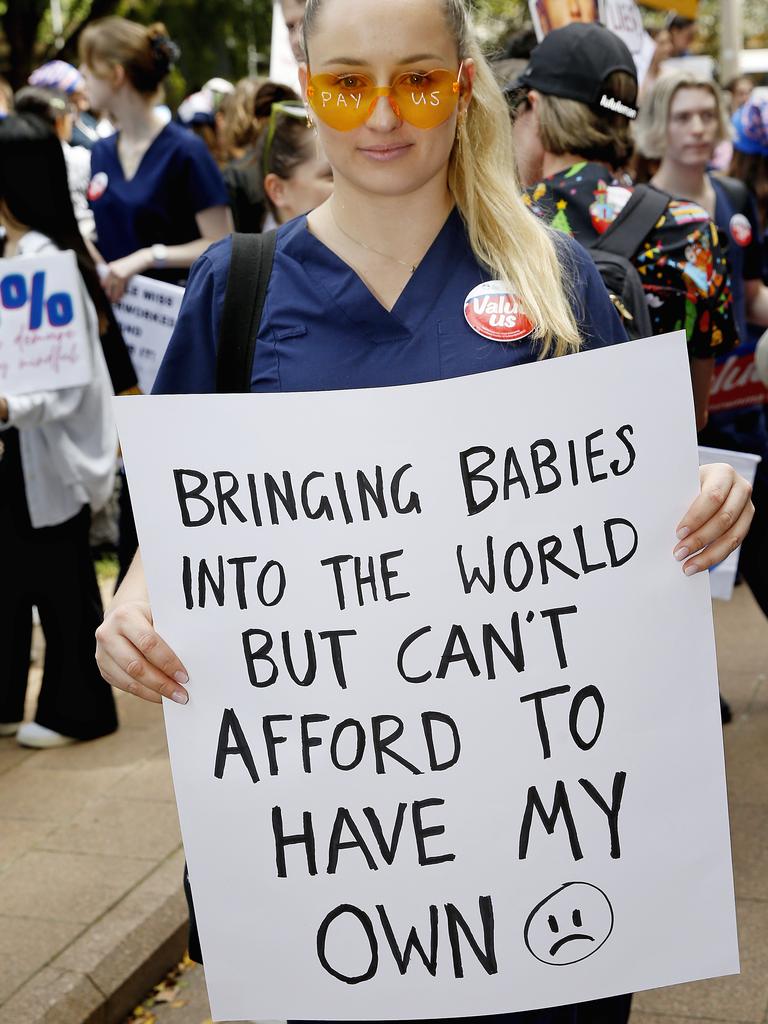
[302,0,581,357]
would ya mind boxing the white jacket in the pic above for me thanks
[0,232,117,528]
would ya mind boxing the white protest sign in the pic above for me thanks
[598,0,644,54]
[116,331,738,1022]
[0,250,91,394]
[113,275,184,395]
[269,0,300,90]
[598,0,655,83]
[699,446,761,601]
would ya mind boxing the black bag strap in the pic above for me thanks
[215,229,277,393]
[590,184,670,261]
[713,174,751,218]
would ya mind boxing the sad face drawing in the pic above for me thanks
[524,882,614,966]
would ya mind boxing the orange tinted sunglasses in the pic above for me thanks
[307,64,463,131]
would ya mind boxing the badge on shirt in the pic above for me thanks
[463,281,534,342]
[729,213,753,248]
[87,172,109,202]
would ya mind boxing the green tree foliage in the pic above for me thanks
[0,0,272,97]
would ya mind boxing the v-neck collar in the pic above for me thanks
[290,207,467,344]
[111,122,170,183]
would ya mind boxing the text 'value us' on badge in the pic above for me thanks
[464,281,535,342]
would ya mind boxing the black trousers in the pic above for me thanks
[116,466,138,588]
[0,429,118,739]
[738,469,768,618]
[293,1004,632,1024]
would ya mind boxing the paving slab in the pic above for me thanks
[0,763,133,822]
[0,818,57,871]
[0,966,105,1024]
[0,848,156,923]
[631,1015,747,1024]
[0,916,84,1004]
[40,796,181,860]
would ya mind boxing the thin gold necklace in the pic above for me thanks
[329,203,418,274]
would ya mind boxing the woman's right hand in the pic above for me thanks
[95,600,190,705]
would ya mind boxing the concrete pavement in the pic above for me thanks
[0,583,765,1024]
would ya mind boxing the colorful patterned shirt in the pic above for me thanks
[523,161,737,359]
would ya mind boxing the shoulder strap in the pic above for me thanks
[590,184,670,261]
[216,229,277,393]
[713,174,750,217]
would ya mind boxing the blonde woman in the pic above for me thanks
[96,0,753,1019]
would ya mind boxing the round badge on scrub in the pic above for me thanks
[464,280,535,342]
[730,213,753,248]
[87,172,109,202]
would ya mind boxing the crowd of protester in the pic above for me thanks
[0,4,765,745]
[0,4,762,1022]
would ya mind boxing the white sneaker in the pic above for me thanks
[16,723,78,748]
[0,722,22,737]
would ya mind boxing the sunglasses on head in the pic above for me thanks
[262,100,310,176]
[306,63,463,131]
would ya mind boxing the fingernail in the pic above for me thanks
[171,691,189,705]
[674,546,689,561]
[676,527,690,541]
[174,671,189,685]
[684,563,699,576]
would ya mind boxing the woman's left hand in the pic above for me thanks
[102,249,150,303]
[674,463,754,575]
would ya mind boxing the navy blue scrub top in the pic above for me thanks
[710,175,763,345]
[89,121,229,287]
[154,207,627,397]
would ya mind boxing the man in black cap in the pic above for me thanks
[509,22,737,434]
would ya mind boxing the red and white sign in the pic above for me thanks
[463,280,535,342]
[708,351,768,412]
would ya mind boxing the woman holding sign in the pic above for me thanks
[78,17,234,584]
[96,0,754,1019]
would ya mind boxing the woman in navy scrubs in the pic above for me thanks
[95,0,754,1020]
[79,17,233,579]
[78,17,233,299]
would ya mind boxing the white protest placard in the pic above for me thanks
[113,275,184,395]
[0,250,91,394]
[699,446,761,601]
[116,331,738,1022]
[269,0,300,90]
[598,0,654,83]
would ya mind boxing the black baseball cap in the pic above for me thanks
[508,22,639,120]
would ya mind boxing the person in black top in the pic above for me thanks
[508,23,737,432]
[636,72,768,630]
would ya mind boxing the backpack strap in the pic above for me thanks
[712,174,751,218]
[215,229,277,393]
[590,184,671,262]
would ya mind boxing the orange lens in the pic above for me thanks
[391,70,461,128]
[307,67,461,131]
[307,73,378,131]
